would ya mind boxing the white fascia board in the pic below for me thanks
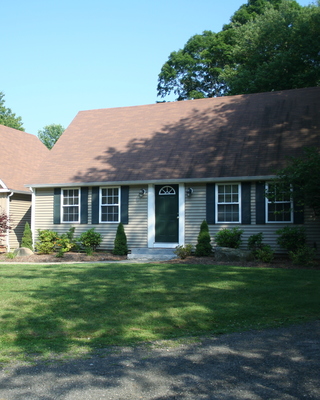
[26,175,277,189]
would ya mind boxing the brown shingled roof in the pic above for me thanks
[0,125,49,192]
[29,87,320,186]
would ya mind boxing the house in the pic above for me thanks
[0,125,49,251]
[27,87,320,255]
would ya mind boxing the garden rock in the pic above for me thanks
[214,246,253,262]
[13,247,34,257]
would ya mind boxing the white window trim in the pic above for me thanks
[215,183,241,224]
[61,187,80,224]
[99,186,121,224]
[265,183,293,223]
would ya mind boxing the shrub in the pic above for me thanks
[79,228,102,251]
[214,227,243,249]
[247,232,263,254]
[276,226,306,253]
[195,220,212,257]
[174,244,193,259]
[35,230,59,254]
[21,222,33,251]
[289,245,316,267]
[256,245,274,263]
[113,222,128,255]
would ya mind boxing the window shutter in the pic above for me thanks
[241,182,251,224]
[53,188,61,224]
[294,204,304,224]
[256,182,266,224]
[80,187,88,224]
[121,186,129,224]
[92,187,100,224]
[206,183,215,224]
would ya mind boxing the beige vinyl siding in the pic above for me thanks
[8,193,31,250]
[185,183,320,256]
[0,194,7,211]
[34,186,148,250]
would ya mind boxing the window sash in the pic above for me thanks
[62,189,80,223]
[216,184,241,223]
[266,183,293,223]
[100,187,120,223]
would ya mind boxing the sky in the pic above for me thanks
[2,0,315,136]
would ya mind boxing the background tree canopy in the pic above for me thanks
[157,0,320,100]
[0,92,24,131]
[37,124,65,149]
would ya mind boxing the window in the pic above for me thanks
[216,184,240,223]
[100,187,120,222]
[266,183,293,223]
[62,188,80,223]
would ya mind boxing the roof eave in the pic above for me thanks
[26,175,277,189]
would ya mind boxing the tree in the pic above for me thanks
[268,148,320,217]
[222,1,320,94]
[38,124,64,149]
[157,0,319,100]
[195,220,212,256]
[0,92,24,131]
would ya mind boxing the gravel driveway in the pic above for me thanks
[0,320,319,400]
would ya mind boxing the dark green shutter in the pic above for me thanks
[81,187,88,224]
[121,186,129,224]
[294,204,304,224]
[92,187,100,224]
[206,183,215,224]
[241,182,251,224]
[53,188,61,224]
[256,182,266,224]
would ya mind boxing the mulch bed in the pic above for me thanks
[0,251,319,269]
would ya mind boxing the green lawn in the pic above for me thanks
[0,262,319,364]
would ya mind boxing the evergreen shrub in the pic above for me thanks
[195,220,212,257]
[113,222,128,255]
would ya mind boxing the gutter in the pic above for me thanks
[26,175,277,189]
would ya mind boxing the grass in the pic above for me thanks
[0,262,319,364]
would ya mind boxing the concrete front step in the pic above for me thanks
[127,248,177,261]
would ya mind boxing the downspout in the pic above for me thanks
[29,187,35,250]
[6,191,14,252]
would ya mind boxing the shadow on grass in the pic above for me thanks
[6,263,320,361]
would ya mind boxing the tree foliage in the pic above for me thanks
[157,0,320,100]
[38,124,64,149]
[269,148,320,217]
[0,92,24,131]
[0,207,12,245]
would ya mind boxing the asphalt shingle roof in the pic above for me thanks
[0,126,49,192]
[28,87,320,186]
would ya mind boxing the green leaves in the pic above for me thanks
[0,92,24,131]
[37,123,64,149]
[158,1,320,100]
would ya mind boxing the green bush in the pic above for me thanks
[247,232,263,254]
[276,226,306,253]
[21,222,33,251]
[79,228,102,251]
[35,230,59,254]
[195,220,212,257]
[174,244,193,259]
[113,222,128,255]
[256,245,274,263]
[214,227,243,249]
[289,245,316,267]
